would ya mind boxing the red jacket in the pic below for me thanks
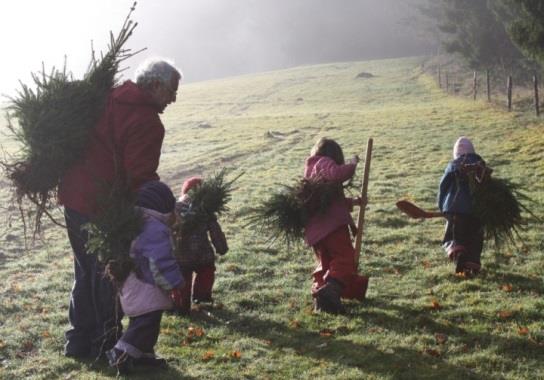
[58,81,164,216]
[303,155,357,246]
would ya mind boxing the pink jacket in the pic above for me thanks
[303,155,357,246]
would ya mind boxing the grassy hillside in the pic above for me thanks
[0,56,543,379]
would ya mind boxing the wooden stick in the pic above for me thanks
[354,138,373,269]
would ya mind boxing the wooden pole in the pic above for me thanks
[354,138,373,269]
[507,75,513,111]
[445,72,449,93]
[534,74,540,116]
[486,69,491,102]
[438,65,442,88]
[473,71,478,100]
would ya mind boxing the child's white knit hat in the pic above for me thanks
[453,136,475,159]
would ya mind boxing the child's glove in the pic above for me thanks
[348,155,360,165]
[170,288,183,309]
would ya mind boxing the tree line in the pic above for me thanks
[415,0,544,77]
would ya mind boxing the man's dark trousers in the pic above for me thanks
[64,207,123,358]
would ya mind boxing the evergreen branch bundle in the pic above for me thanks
[247,178,344,245]
[469,175,537,248]
[175,169,241,234]
[83,180,143,285]
[1,3,142,236]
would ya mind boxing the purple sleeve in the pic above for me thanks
[140,223,184,290]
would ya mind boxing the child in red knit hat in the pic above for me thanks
[174,176,228,315]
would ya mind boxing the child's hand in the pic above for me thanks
[348,155,360,165]
[354,195,368,207]
[170,288,183,309]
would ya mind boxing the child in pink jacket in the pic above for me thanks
[304,137,369,314]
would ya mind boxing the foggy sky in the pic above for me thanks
[0,0,433,97]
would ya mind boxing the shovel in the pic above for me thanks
[396,200,444,219]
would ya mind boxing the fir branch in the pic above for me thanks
[469,173,541,249]
[246,178,347,246]
[0,2,144,240]
[175,169,241,234]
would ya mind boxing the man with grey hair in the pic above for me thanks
[58,57,182,361]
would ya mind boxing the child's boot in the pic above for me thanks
[106,348,134,375]
[314,279,345,315]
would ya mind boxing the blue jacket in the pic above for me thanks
[438,153,484,215]
[130,208,184,290]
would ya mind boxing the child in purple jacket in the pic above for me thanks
[106,181,184,375]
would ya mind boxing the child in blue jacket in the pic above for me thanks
[438,136,486,276]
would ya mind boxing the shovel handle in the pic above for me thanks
[354,138,373,269]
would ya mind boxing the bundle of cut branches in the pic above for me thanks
[83,179,143,285]
[468,174,537,248]
[247,178,345,245]
[1,4,142,237]
[175,169,241,235]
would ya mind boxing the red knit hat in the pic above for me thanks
[181,176,202,196]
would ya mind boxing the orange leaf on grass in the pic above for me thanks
[230,351,242,359]
[424,348,441,357]
[501,284,513,292]
[319,328,335,337]
[202,351,215,361]
[518,327,529,336]
[41,331,51,338]
[430,299,442,310]
[498,310,513,319]
[188,326,205,338]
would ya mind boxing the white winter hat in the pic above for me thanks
[453,136,475,159]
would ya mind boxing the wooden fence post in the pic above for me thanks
[486,69,491,102]
[438,65,442,88]
[445,72,449,93]
[534,74,540,116]
[506,75,513,111]
[473,71,478,100]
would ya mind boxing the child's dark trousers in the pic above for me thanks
[114,310,163,358]
[442,213,484,273]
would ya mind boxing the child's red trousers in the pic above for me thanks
[180,265,216,312]
[311,225,368,301]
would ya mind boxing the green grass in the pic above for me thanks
[0,56,543,379]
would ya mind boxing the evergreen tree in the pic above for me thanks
[490,0,544,68]
[416,0,526,71]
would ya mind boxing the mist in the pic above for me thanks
[0,0,433,97]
